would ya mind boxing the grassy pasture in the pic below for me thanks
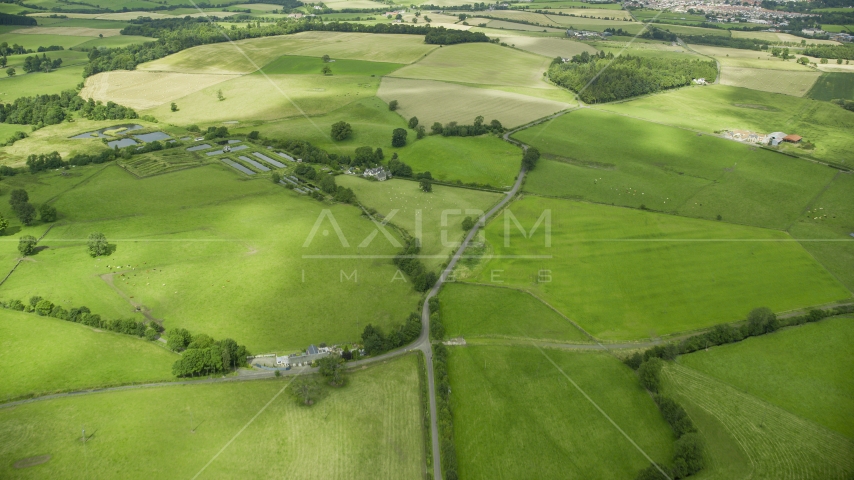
[397,135,521,188]
[438,283,590,343]
[0,309,176,401]
[720,67,821,97]
[0,65,85,100]
[0,32,91,50]
[0,355,424,479]
[389,42,553,88]
[334,176,501,269]
[377,77,572,129]
[493,35,597,58]
[72,35,155,50]
[81,70,240,110]
[596,85,854,168]
[481,19,567,33]
[449,346,674,478]
[807,72,854,101]
[550,8,631,19]
[11,26,122,37]
[258,55,404,76]
[788,172,854,293]
[464,196,851,341]
[678,316,854,439]
[139,32,438,74]
[663,362,854,479]
[143,73,380,125]
[34,18,131,29]
[519,1,624,9]
[631,9,707,24]
[689,44,815,71]
[516,108,837,230]
[0,165,420,353]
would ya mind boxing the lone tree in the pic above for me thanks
[416,125,426,139]
[6,67,14,77]
[39,204,57,223]
[330,121,352,141]
[461,216,474,231]
[322,54,331,62]
[321,65,332,75]
[291,377,319,406]
[392,128,408,147]
[170,102,178,112]
[408,116,419,129]
[521,147,540,171]
[419,178,433,193]
[217,89,225,101]
[318,355,346,386]
[18,235,37,256]
[388,99,399,111]
[271,172,281,184]
[87,232,109,257]
[0,213,8,234]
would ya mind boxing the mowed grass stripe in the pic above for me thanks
[664,363,854,479]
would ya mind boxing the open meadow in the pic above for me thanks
[377,77,572,129]
[515,108,836,230]
[449,346,674,478]
[396,135,521,188]
[0,65,85,99]
[720,67,821,97]
[389,42,553,88]
[335,176,501,269]
[689,44,817,71]
[0,355,425,479]
[462,196,850,341]
[438,283,590,343]
[678,316,854,439]
[662,362,854,479]
[0,309,176,401]
[597,85,854,168]
[0,164,420,353]
[492,35,597,58]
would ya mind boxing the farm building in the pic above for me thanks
[364,167,391,181]
[783,134,802,143]
[768,132,787,146]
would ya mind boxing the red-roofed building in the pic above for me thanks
[783,134,802,143]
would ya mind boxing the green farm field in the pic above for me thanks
[449,346,674,478]
[597,85,854,167]
[679,316,854,439]
[72,35,155,50]
[397,134,521,188]
[377,77,572,129]
[0,164,420,353]
[0,355,424,479]
[139,31,438,75]
[689,44,816,71]
[390,42,553,88]
[438,283,590,343]
[0,65,84,99]
[516,108,836,229]
[662,362,854,479]
[720,67,821,97]
[258,55,404,76]
[0,32,91,50]
[807,72,854,101]
[464,196,851,341]
[0,309,176,401]
[335,176,502,269]
[494,35,597,58]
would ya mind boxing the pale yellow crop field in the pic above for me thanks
[142,74,380,124]
[12,27,122,37]
[140,31,438,74]
[390,42,553,88]
[378,77,572,128]
[80,71,240,110]
[689,44,816,71]
[720,67,821,97]
[731,30,842,45]
[495,35,597,58]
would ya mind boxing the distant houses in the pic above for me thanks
[275,344,331,368]
[363,167,391,181]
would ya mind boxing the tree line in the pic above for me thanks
[394,240,438,292]
[433,341,459,480]
[548,52,717,103]
[0,90,137,127]
[22,149,118,174]
[360,312,421,356]
[22,53,62,73]
[166,328,250,377]
[424,28,489,45]
[430,115,504,137]
[0,13,36,26]
[802,44,854,60]
[680,34,771,51]
[3,296,164,341]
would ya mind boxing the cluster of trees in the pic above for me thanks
[23,149,118,173]
[431,116,504,137]
[521,147,540,171]
[317,172,356,203]
[604,27,630,36]
[428,296,444,340]
[330,120,352,141]
[548,53,717,103]
[0,13,36,26]
[392,128,408,147]
[424,27,489,45]
[681,34,770,51]
[640,26,677,42]
[360,313,421,355]
[433,342,459,480]
[388,153,413,177]
[394,240,437,292]
[277,139,332,165]
[8,189,43,226]
[168,329,250,377]
[802,44,854,61]
[202,126,229,140]
[831,99,854,112]
[4,296,163,341]
[22,54,62,73]
[0,90,137,127]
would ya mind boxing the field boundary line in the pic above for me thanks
[43,162,113,205]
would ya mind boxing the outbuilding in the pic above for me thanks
[783,134,802,143]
